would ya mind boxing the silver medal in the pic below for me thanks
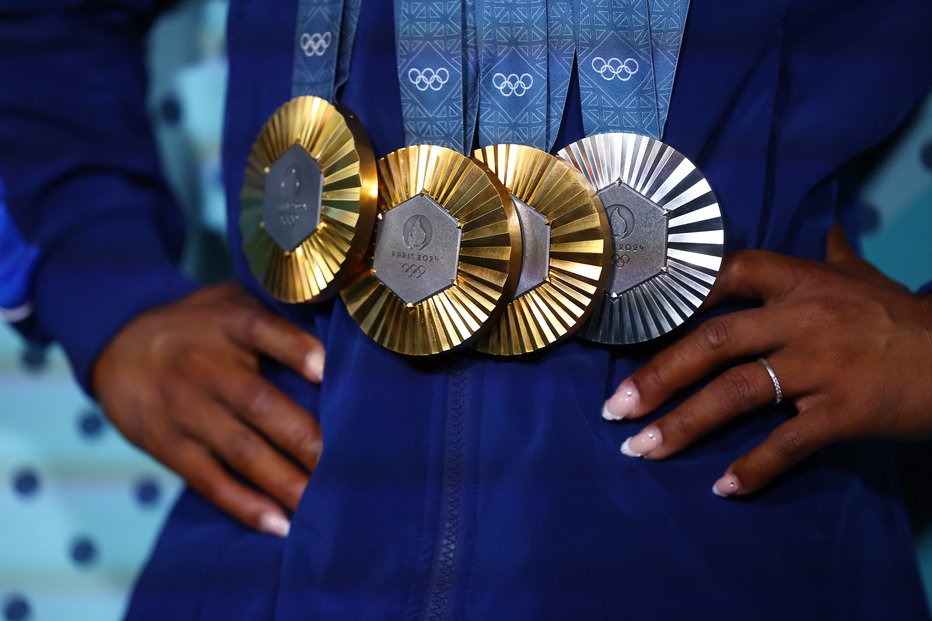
[558,132,725,344]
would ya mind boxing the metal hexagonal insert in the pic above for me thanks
[373,193,462,305]
[512,196,551,298]
[598,181,668,294]
[263,143,324,252]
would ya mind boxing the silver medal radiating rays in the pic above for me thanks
[558,133,725,345]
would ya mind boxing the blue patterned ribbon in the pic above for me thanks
[475,0,548,149]
[292,0,346,100]
[334,0,361,93]
[463,0,480,151]
[648,0,689,132]
[576,0,660,138]
[395,0,469,152]
[547,0,576,150]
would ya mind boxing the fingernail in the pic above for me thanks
[602,380,639,420]
[304,351,325,383]
[712,474,740,498]
[620,426,662,458]
[258,512,291,538]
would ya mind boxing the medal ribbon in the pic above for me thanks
[648,0,689,132]
[547,0,576,150]
[395,0,471,152]
[464,0,480,151]
[292,0,361,100]
[475,0,548,150]
[335,0,362,93]
[575,0,689,138]
[576,0,660,138]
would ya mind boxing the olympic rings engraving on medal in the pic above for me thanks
[491,72,534,97]
[591,57,639,81]
[407,68,450,92]
[300,32,332,57]
[611,254,631,268]
[401,263,427,279]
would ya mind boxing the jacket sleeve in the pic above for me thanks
[0,3,197,393]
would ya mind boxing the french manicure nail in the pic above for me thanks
[712,474,740,498]
[259,512,291,538]
[304,351,325,383]
[602,380,639,420]
[620,426,662,458]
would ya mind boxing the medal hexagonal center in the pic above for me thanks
[598,181,668,295]
[512,196,551,298]
[263,143,324,252]
[373,193,462,305]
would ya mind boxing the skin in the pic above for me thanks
[92,283,325,536]
[604,225,932,496]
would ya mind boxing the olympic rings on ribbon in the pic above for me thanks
[491,72,534,97]
[300,31,332,57]
[591,57,639,81]
[407,68,451,92]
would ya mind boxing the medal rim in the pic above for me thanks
[240,95,378,304]
[558,132,725,345]
[340,144,522,356]
[472,143,611,356]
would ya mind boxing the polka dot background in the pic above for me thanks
[0,1,930,619]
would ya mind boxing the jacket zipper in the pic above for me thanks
[421,363,469,621]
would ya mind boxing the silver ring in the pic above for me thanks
[758,358,783,405]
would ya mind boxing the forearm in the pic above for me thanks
[0,4,196,392]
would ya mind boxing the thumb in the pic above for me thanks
[824,221,910,293]
[825,222,861,264]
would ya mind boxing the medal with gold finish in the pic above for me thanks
[558,132,725,345]
[340,145,522,355]
[240,96,377,303]
[472,144,611,355]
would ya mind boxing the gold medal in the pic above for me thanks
[472,144,610,356]
[240,96,377,303]
[558,133,725,344]
[340,145,521,355]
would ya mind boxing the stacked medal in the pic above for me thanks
[240,0,377,304]
[243,0,725,356]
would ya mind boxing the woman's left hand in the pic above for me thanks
[602,225,932,497]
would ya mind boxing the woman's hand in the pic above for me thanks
[602,225,932,497]
[92,283,324,535]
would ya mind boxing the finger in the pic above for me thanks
[618,356,796,460]
[703,249,805,308]
[825,222,860,264]
[825,222,909,293]
[182,396,310,512]
[215,369,323,471]
[602,306,792,421]
[226,305,325,383]
[711,410,835,497]
[163,438,293,537]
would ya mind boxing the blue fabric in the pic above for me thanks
[0,2,197,392]
[3,0,932,619]
[0,179,39,314]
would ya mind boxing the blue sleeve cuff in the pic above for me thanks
[33,209,197,395]
[918,281,932,296]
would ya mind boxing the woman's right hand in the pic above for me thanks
[92,283,324,537]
